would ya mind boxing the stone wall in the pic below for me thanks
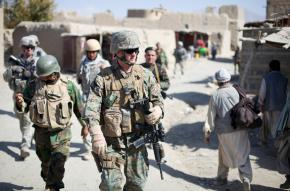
[240,28,290,94]
[13,22,176,71]
[267,0,290,18]
[0,7,4,74]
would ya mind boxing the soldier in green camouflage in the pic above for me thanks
[84,30,164,191]
[155,42,168,69]
[15,55,88,191]
[3,36,38,159]
[141,47,170,92]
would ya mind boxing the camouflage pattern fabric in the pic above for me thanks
[156,49,168,69]
[78,55,110,99]
[141,62,170,91]
[99,144,149,191]
[21,77,86,190]
[84,60,164,190]
[34,127,71,190]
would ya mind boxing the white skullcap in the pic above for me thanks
[215,68,231,82]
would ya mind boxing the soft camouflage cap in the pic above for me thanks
[20,36,36,47]
[85,39,101,51]
[110,30,141,54]
[36,55,60,77]
[215,68,231,82]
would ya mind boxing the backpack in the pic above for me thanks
[230,84,262,129]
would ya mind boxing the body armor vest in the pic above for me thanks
[29,77,73,130]
[101,64,147,137]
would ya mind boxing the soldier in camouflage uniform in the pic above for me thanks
[15,55,88,191]
[29,34,47,57]
[77,39,110,160]
[155,42,168,69]
[84,30,164,191]
[77,39,110,102]
[141,47,170,92]
[3,36,38,159]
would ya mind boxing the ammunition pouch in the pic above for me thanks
[103,108,122,137]
[101,155,125,169]
[121,108,132,134]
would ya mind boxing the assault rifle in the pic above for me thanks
[129,97,166,180]
[91,151,103,173]
[161,91,173,100]
[8,55,26,67]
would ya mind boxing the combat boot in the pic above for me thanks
[20,147,30,160]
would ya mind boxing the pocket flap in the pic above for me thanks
[60,101,72,118]
[36,99,46,114]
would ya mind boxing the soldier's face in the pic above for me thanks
[118,48,139,65]
[145,50,157,65]
[87,51,98,61]
[39,73,59,84]
[22,45,34,58]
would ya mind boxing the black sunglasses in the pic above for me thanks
[23,45,35,50]
[124,48,139,54]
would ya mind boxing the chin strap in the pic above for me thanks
[115,52,138,66]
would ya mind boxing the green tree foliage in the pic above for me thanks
[4,0,55,28]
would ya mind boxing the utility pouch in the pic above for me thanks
[103,108,122,137]
[121,108,132,134]
[31,99,47,124]
[56,101,73,125]
[101,155,125,169]
[104,93,117,109]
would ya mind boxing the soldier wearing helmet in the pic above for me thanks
[77,39,110,161]
[2,35,39,159]
[15,55,88,191]
[173,40,187,75]
[29,34,47,57]
[84,30,164,190]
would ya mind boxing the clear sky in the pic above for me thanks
[55,0,267,21]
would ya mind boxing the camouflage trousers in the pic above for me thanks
[99,144,149,191]
[34,126,71,190]
[14,105,32,149]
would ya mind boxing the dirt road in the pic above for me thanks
[0,57,284,191]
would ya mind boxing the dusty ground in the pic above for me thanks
[0,57,285,191]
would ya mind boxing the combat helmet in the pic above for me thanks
[29,35,39,45]
[36,55,60,77]
[110,30,140,54]
[20,36,36,47]
[85,39,101,51]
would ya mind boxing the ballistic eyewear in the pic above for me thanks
[23,45,35,50]
[124,48,139,54]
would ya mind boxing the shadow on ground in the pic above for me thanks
[0,182,33,191]
[0,109,16,119]
[149,160,280,191]
[0,141,25,161]
[210,57,233,64]
[70,142,89,159]
[171,91,210,107]
[0,141,87,160]
[165,122,218,151]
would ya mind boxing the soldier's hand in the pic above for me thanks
[81,126,89,138]
[145,105,162,125]
[15,93,24,107]
[90,126,107,156]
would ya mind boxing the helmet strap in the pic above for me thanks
[115,51,138,66]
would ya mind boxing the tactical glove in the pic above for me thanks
[90,125,107,156]
[15,93,24,108]
[145,105,162,125]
